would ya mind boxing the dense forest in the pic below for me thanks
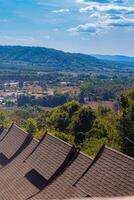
[1,88,134,158]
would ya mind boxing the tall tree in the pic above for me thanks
[119,89,134,157]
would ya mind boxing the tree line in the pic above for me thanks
[0,88,134,157]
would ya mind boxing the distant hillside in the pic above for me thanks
[0,46,133,72]
[94,54,134,63]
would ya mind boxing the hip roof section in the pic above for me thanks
[76,146,134,198]
[30,152,93,200]
[0,133,75,199]
[0,123,31,168]
[0,129,8,142]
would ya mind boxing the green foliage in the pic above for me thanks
[119,88,134,156]
[17,93,73,108]
[43,102,96,145]
[80,79,127,101]
[49,108,69,132]
[34,100,122,156]
[46,101,81,132]
[55,132,74,144]
[90,118,109,139]
[0,112,7,126]
[68,107,95,144]
[62,101,81,118]
[98,106,112,115]
[89,117,122,150]
[80,81,94,99]
[120,93,129,109]
[25,118,38,135]
[82,137,107,157]
[0,91,133,158]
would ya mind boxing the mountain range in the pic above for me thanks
[93,54,134,63]
[0,46,133,72]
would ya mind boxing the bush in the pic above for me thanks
[49,109,69,131]
[26,118,38,134]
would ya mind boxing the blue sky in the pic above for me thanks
[0,0,134,56]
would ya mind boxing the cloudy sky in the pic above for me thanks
[0,0,134,56]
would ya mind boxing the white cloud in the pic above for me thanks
[75,0,127,5]
[106,18,134,27]
[71,0,134,35]
[80,3,134,14]
[52,9,70,13]
[68,17,134,34]
[68,23,102,34]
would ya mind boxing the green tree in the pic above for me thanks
[80,80,94,101]
[49,109,69,132]
[62,101,81,118]
[90,117,121,150]
[26,118,37,134]
[68,107,95,144]
[119,89,134,157]
[0,112,6,127]
[82,137,107,157]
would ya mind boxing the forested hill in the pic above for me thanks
[94,54,134,63]
[0,46,133,72]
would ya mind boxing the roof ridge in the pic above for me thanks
[2,133,33,168]
[79,151,93,161]
[27,145,79,200]
[73,145,105,187]
[23,131,47,162]
[0,123,13,142]
[105,145,134,161]
[46,132,72,147]
[12,123,29,136]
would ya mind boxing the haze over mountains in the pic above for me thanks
[0,46,133,72]
[94,55,134,64]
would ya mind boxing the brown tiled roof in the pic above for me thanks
[0,128,8,142]
[0,133,75,199]
[0,125,133,200]
[0,123,31,168]
[0,126,4,133]
[0,138,38,190]
[75,146,134,198]
[29,152,92,200]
